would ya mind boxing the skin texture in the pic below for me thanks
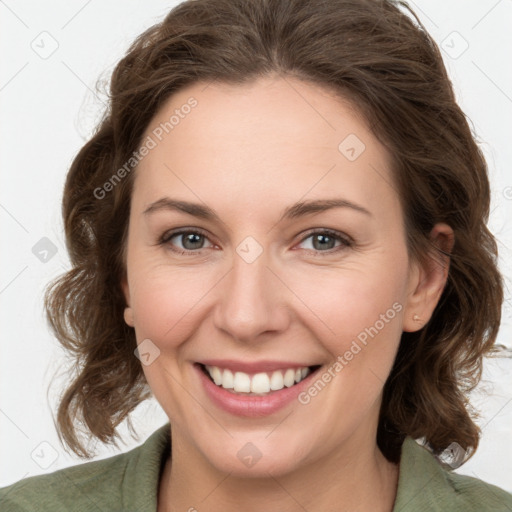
[122,75,453,512]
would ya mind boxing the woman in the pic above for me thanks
[1,0,511,510]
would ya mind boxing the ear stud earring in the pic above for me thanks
[413,314,421,322]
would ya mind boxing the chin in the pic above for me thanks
[196,436,310,479]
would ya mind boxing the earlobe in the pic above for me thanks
[121,276,134,327]
[402,223,454,332]
[124,307,135,327]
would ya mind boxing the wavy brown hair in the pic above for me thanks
[45,0,504,462]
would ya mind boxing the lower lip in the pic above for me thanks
[195,363,320,417]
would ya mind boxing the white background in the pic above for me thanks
[1,0,511,494]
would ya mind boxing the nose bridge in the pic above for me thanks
[213,239,288,342]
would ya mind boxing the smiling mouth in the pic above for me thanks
[198,363,321,396]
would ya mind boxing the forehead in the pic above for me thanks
[133,76,399,221]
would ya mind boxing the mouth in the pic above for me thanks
[196,362,322,396]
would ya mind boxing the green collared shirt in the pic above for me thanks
[1,423,511,511]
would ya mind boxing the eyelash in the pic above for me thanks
[157,227,353,256]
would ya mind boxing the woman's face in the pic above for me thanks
[122,75,440,477]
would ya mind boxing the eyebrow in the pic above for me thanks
[143,197,372,222]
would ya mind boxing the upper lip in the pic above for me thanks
[197,359,319,374]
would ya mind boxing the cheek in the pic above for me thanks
[295,263,405,329]
[129,266,211,347]
[286,257,407,366]
[127,234,409,360]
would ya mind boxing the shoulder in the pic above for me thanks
[393,436,512,512]
[444,470,512,510]
[0,423,171,512]
[0,451,130,512]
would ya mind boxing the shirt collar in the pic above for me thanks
[392,436,453,511]
[125,424,452,511]
[120,422,171,511]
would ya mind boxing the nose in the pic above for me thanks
[213,247,290,343]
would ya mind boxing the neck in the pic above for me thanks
[158,427,400,512]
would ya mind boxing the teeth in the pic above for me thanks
[269,370,284,391]
[283,368,295,387]
[204,365,312,394]
[251,373,270,393]
[211,366,223,386]
[233,372,251,392]
[222,369,234,389]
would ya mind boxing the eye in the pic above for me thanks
[159,229,214,255]
[296,229,352,254]
[158,227,352,256]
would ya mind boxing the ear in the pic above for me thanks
[402,223,454,332]
[121,275,134,327]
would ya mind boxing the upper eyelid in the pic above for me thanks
[161,227,212,243]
